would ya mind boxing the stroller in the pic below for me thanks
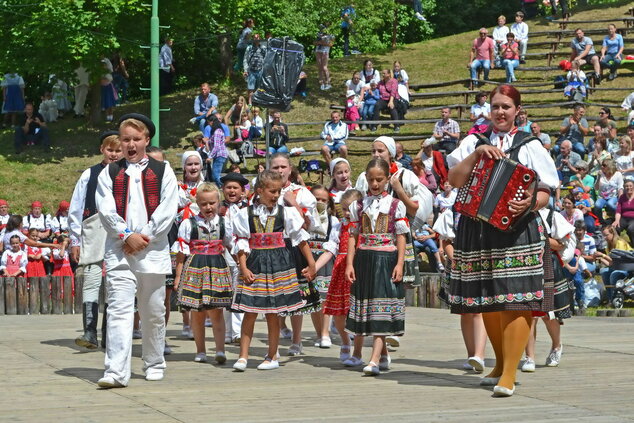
[607,249,634,309]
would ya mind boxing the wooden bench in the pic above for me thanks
[554,17,634,30]
[531,27,629,41]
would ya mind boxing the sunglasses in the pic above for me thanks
[599,111,606,115]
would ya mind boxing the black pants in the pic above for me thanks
[372,99,399,130]
[551,0,569,17]
[619,217,634,246]
[14,127,51,152]
[160,69,173,95]
[434,140,457,155]
[342,27,350,56]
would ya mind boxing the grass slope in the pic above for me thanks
[1,1,633,214]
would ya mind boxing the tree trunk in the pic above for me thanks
[392,7,398,49]
[218,32,233,79]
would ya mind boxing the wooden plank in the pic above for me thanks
[405,286,417,307]
[410,79,471,90]
[74,275,83,314]
[0,277,5,315]
[5,277,17,315]
[28,277,40,315]
[40,276,51,314]
[98,281,105,312]
[51,276,62,315]
[63,276,73,315]
[16,277,28,315]
[427,276,440,309]
[418,275,428,308]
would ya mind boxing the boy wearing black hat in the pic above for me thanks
[69,131,122,350]
[95,113,179,388]
[219,172,249,343]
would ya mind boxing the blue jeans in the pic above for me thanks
[600,53,622,73]
[600,267,628,302]
[192,115,207,132]
[564,257,585,305]
[246,70,262,91]
[470,59,490,81]
[502,59,519,83]
[268,145,288,154]
[594,197,618,221]
[248,126,262,140]
[361,103,376,121]
[414,239,438,254]
[211,156,227,187]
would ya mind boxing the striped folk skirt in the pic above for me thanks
[178,253,233,310]
[232,246,304,314]
[346,249,405,336]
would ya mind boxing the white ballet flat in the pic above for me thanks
[493,384,515,397]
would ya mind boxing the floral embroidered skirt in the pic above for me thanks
[312,248,334,299]
[403,231,422,286]
[448,213,547,314]
[178,253,233,310]
[346,249,405,336]
[552,254,572,321]
[278,242,321,316]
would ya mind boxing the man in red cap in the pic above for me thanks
[0,200,9,232]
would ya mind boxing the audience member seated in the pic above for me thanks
[560,194,584,226]
[22,201,52,240]
[500,32,520,83]
[38,92,58,123]
[621,92,634,125]
[515,109,532,133]
[344,90,360,133]
[594,158,623,223]
[320,110,348,165]
[468,92,491,135]
[224,96,250,134]
[574,220,597,274]
[413,223,444,272]
[296,71,308,98]
[556,140,582,186]
[492,15,509,66]
[511,11,529,63]
[595,107,618,141]
[530,122,551,150]
[586,124,603,154]
[266,111,289,154]
[411,157,437,193]
[416,137,447,192]
[555,104,588,156]
[600,24,624,81]
[394,142,412,170]
[614,179,634,244]
[370,69,400,133]
[14,103,51,154]
[570,28,601,85]
[569,159,594,194]
[563,242,587,309]
[572,186,597,234]
[588,135,611,180]
[564,61,587,101]
[345,71,365,103]
[359,81,379,129]
[434,181,457,214]
[597,225,632,303]
[248,107,264,140]
[190,83,218,132]
[468,28,495,85]
[432,107,460,154]
[360,59,381,86]
[613,135,634,179]
[393,61,410,104]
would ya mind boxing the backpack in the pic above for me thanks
[554,75,567,89]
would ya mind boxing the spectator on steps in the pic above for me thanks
[345,71,365,101]
[492,15,509,67]
[467,92,490,135]
[344,90,360,133]
[243,34,267,105]
[360,60,380,86]
[555,104,588,156]
[621,91,634,125]
[564,60,587,101]
[432,107,460,154]
[516,109,532,133]
[190,83,219,132]
[500,32,520,83]
[359,80,379,129]
[530,122,551,150]
[415,137,447,190]
[395,142,412,171]
[468,28,495,86]
[267,111,289,154]
[370,69,400,133]
[320,110,349,165]
[594,158,623,223]
[315,23,334,91]
[570,28,602,85]
[511,11,529,63]
[600,24,624,82]
[595,107,618,141]
[393,61,410,104]
[235,18,255,72]
[556,140,582,185]
[14,103,51,154]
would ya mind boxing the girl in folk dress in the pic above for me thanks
[52,236,74,283]
[0,235,28,277]
[231,170,316,371]
[26,228,48,277]
[321,188,362,362]
[305,185,341,349]
[345,158,408,376]
[174,183,234,364]
[51,201,71,237]
[2,73,25,127]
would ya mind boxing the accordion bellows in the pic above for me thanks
[454,156,537,231]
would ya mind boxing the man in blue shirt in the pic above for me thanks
[340,4,356,56]
[190,83,218,132]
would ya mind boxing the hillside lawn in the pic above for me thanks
[1,1,633,215]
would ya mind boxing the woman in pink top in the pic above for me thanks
[560,194,583,225]
[370,69,400,133]
[614,179,634,243]
[501,33,520,83]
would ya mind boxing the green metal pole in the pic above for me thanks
[150,0,159,147]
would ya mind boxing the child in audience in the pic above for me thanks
[564,61,587,100]
[344,90,360,133]
[0,235,27,276]
[52,235,73,283]
[360,81,379,129]
[26,228,48,277]
[248,107,264,140]
[236,112,251,141]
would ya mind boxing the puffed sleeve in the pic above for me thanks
[322,216,340,256]
[223,215,234,250]
[432,208,455,241]
[19,252,28,273]
[0,251,7,272]
[47,215,57,233]
[172,218,192,255]
[296,187,318,232]
[140,166,179,241]
[399,168,433,231]
[394,200,409,235]
[41,248,51,260]
[284,206,310,247]
[520,139,559,189]
[354,172,368,194]
[348,200,361,235]
[68,168,91,247]
[232,207,251,255]
[447,135,478,169]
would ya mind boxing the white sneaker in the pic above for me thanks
[215,351,227,364]
[145,369,164,381]
[280,328,292,339]
[468,356,485,373]
[288,343,303,356]
[379,354,391,370]
[343,356,364,367]
[415,12,426,21]
[385,336,400,347]
[233,358,247,371]
[163,343,172,355]
[324,84,332,90]
[315,337,332,348]
[320,84,326,91]
[181,325,191,338]
[462,361,474,371]
[97,376,125,388]
[132,329,142,339]
[194,352,207,363]
[521,357,536,372]
[189,117,197,125]
[545,346,562,367]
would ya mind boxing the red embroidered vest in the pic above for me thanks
[109,157,165,220]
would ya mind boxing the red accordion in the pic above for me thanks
[454,156,537,231]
